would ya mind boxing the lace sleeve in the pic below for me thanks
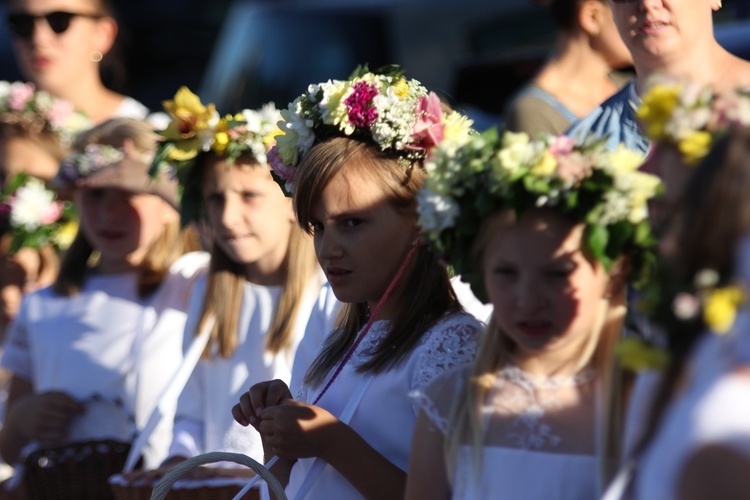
[411,312,481,391]
[411,390,449,434]
[411,365,470,434]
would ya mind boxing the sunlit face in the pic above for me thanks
[203,157,294,284]
[0,136,60,186]
[75,187,177,273]
[8,0,110,93]
[310,162,418,317]
[482,210,611,363]
[608,0,716,68]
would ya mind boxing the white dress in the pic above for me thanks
[0,251,209,468]
[285,311,482,499]
[605,236,750,500]
[605,309,750,500]
[168,276,339,463]
[415,365,600,500]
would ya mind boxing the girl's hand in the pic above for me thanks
[257,399,341,460]
[232,379,293,431]
[9,391,84,444]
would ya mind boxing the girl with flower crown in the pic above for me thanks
[117,88,340,490]
[404,129,661,499]
[599,128,750,500]
[0,81,89,341]
[231,67,483,498]
[0,117,208,496]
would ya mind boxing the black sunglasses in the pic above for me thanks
[6,11,104,39]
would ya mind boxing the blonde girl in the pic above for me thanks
[406,129,661,499]
[0,117,208,493]
[232,67,483,498]
[119,89,337,486]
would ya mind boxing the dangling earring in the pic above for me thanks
[89,51,103,63]
[717,0,722,8]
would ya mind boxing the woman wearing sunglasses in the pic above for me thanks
[566,0,750,154]
[5,0,149,124]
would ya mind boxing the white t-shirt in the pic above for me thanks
[1,251,209,468]
[168,276,340,463]
[286,311,482,499]
[114,96,150,120]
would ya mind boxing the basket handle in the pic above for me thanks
[150,451,287,500]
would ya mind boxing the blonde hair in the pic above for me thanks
[54,119,187,297]
[191,154,319,358]
[295,137,462,386]
[444,209,628,484]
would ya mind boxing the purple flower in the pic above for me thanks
[345,82,379,128]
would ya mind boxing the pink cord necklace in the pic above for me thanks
[312,240,419,405]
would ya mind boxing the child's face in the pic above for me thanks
[0,136,60,186]
[310,163,418,317]
[482,210,611,364]
[203,158,294,284]
[75,187,177,273]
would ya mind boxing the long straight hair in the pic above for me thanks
[191,154,319,358]
[445,209,627,484]
[632,127,750,464]
[295,138,462,386]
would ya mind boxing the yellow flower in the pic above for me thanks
[213,131,229,154]
[161,87,218,161]
[530,150,557,177]
[615,337,670,372]
[392,78,410,99]
[263,126,283,148]
[637,84,682,140]
[703,286,745,334]
[678,130,712,165]
[608,145,645,173]
[52,219,78,250]
[443,112,474,147]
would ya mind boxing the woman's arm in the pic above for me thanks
[405,408,452,500]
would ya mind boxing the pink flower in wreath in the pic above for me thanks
[46,99,75,129]
[345,81,379,128]
[8,82,35,111]
[41,201,63,224]
[411,92,445,151]
[268,146,296,192]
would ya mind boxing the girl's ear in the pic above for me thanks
[604,256,631,299]
[93,16,118,57]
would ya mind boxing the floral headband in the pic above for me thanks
[637,77,750,165]
[617,267,746,372]
[0,174,77,254]
[148,87,282,223]
[0,81,90,147]
[56,144,129,188]
[268,65,475,195]
[417,128,662,301]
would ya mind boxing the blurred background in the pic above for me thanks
[2,0,750,130]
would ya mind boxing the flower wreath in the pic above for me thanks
[268,65,475,196]
[0,81,90,147]
[148,87,282,223]
[417,128,662,302]
[0,173,77,253]
[617,267,746,372]
[637,77,750,165]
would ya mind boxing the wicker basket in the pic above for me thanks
[23,439,136,500]
[110,452,286,500]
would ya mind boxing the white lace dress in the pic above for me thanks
[285,311,482,499]
[415,364,600,500]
